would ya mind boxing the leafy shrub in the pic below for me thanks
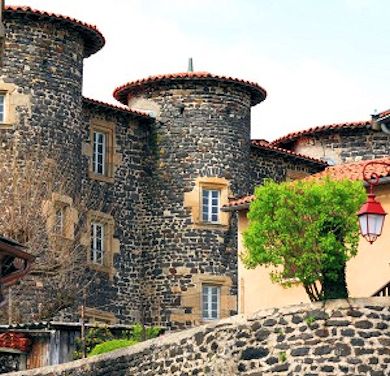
[89,339,138,356]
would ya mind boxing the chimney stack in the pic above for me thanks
[187,57,194,72]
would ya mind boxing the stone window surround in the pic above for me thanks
[84,118,121,184]
[0,81,30,128]
[184,177,230,229]
[170,273,236,325]
[80,307,117,324]
[82,210,120,280]
[43,192,78,241]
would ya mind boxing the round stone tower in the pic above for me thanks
[114,72,267,329]
[1,6,104,180]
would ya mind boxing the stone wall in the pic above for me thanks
[287,128,390,165]
[250,147,323,188]
[6,297,390,376]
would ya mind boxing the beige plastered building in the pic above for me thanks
[224,158,390,316]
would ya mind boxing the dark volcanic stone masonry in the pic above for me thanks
[7,298,390,376]
[0,7,368,331]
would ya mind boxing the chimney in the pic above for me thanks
[187,57,194,73]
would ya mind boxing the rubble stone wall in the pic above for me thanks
[7,298,390,376]
[290,128,390,165]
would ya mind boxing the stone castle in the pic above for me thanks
[0,6,389,330]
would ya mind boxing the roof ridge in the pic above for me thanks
[113,71,267,106]
[4,5,105,57]
[251,140,327,165]
[271,120,370,146]
[82,97,151,119]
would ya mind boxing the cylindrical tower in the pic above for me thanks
[0,6,104,321]
[1,6,104,179]
[114,72,267,329]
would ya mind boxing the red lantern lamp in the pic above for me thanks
[358,193,387,244]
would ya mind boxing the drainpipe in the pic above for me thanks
[0,0,5,67]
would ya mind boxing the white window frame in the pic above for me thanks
[91,222,104,265]
[202,285,220,320]
[202,189,220,224]
[93,131,106,175]
[53,207,65,235]
[0,93,5,123]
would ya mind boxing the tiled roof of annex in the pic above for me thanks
[4,6,105,57]
[271,120,371,147]
[82,97,152,120]
[223,157,390,211]
[113,72,267,106]
[251,140,327,166]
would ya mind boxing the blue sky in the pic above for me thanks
[6,0,390,140]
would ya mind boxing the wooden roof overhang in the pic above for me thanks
[0,237,34,306]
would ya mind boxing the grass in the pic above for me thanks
[89,339,138,356]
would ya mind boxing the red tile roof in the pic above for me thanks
[82,97,152,120]
[251,140,327,165]
[223,157,390,210]
[223,194,255,209]
[377,109,390,119]
[271,121,371,147]
[305,157,390,182]
[4,6,105,57]
[113,72,267,106]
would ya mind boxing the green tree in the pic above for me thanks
[242,178,366,301]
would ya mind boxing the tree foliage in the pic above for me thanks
[242,178,366,301]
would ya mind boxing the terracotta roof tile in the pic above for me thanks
[82,97,152,120]
[113,72,267,106]
[271,121,370,147]
[223,195,255,209]
[5,6,105,57]
[223,157,390,210]
[305,157,390,182]
[251,140,327,165]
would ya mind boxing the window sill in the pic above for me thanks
[88,171,114,184]
[0,122,14,129]
[192,222,229,231]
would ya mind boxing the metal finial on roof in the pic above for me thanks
[188,58,194,72]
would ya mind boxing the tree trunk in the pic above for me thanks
[322,260,348,300]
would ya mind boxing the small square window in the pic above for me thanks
[91,222,104,265]
[202,285,220,320]
[202,189,220,223]
[92,131,106,175]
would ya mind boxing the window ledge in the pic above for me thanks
[192,223,229,231]
[0,122,13,129]
[88,171,115,184]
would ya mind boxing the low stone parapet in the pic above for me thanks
[6,297,390,375]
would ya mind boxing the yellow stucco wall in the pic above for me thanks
[238,184,390,316]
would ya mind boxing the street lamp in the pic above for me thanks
[358,161,390,244]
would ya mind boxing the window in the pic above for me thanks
[93,131,106,175]
[183,177,230,229]
[202,285,220,320]
[0,93,5,123]
[85,211,119,279]
[87,119,118,183]
[53,207,65,235]
[202,189,220,223]
[91,222,104,265]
